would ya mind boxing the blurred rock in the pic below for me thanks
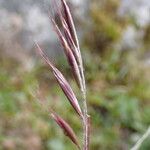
[0,0,149,65]
[0,0,56,61]
[118,0,150,51]
[121,25,143,50]
[119,0,150,27]
[0,0,87,65]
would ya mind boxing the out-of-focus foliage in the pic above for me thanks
[0,0,150,150]
[81,0,150,149]
[0,52,82,150]
[84,0,126,53]
[144,25,150,50]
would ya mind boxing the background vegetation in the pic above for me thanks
[0,0,150,149]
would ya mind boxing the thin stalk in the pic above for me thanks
[79,58,90,150]
[83,94,89,150]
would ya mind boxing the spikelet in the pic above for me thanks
[51,0,80,64]
[51,113,81,149]
[60,0,80,50]
[61,17,80,64]
[35,43,83,117]
[58,0,85,92]
[51,18,83,89]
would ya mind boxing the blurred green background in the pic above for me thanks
[0,0,150,150]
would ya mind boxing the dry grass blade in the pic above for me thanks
[51,113,81,150]
[131,126,150,150]
[35,43,83,117]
